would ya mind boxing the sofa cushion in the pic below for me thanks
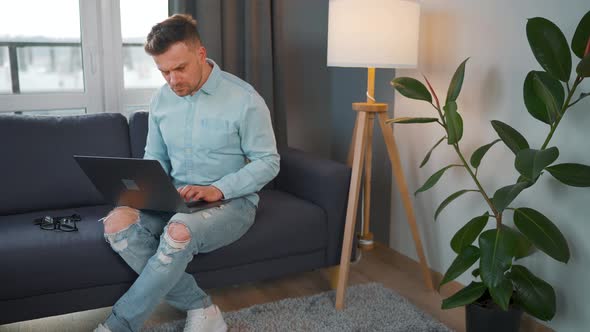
[0,190,326,301]
[0,205,136,301]
[186,190,327,273]
[128,111,149,159]
[0,113,131,215]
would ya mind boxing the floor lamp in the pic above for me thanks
[326,0,434,310]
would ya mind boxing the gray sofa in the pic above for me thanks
[0,112,351,325]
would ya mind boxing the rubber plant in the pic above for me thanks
[387,10,590,321]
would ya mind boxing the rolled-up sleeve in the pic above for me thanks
[212,93,280,199]
[143,92,172,175]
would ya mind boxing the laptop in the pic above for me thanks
[73,155,227,213]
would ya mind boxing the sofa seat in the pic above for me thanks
[0,190,326,302]
[186,190,327,274]
[0,204,128,301]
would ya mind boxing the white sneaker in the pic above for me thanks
[93,323,111,332]
[183,304,228,332]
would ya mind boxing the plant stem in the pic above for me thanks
[429,87,500,226]
[452,143,501,227]
[431,103,447,128]
[541,76,583,150]
[568,93,589,108]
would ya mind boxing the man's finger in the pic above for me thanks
[183,185,198,198]
[179,185,190,197]
[186,187,200,200]
[187,189,200,201]
[193,191,205,201]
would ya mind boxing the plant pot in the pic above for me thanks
[465,299,523,332]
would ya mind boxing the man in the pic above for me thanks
[94,14,280,332]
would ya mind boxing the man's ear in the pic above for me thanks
[197,45,207,62]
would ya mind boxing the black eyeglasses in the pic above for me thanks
[33,214,80,232]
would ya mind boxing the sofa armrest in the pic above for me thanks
[275,147,352,265]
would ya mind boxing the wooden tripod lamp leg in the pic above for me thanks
[360,114,375,250]
[347,115,359,167]
[377,112,435,291]
[335,111,369,310]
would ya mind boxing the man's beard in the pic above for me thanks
[171,85,192,96]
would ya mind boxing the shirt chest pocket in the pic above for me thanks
[196,118,239,151]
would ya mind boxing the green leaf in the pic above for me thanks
[391,77,432,103]
[577,54,590,77]
[546,163,590,187]
[491,181,531,213]
[435,189,475,220]
[440,245,480,287]
[502,225,534,259]
[415,164,460,195]
[523,71,564,124]
[514,208,570,263]
[420,136,446,168]
[515,147,560,181]
[479,228,519,288]
[386,117,439,124]
[470,139,501,169]
[444,101,463,144]
[571,10,590,59]
[517,175,534,187]
[491,120,529,155]
[451,213,490,254]
[441,282,486,309]
[508,265,556,321]
[446,58,469,103]
[489,277,513,311]
[527,17,572,82]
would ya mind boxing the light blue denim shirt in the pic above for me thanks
[144,59,280,207]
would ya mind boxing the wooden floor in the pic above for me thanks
[0,243,550,332]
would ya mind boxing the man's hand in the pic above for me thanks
[178,185,224,202]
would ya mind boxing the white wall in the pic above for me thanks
[389,1,589,331]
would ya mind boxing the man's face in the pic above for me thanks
[153,41,206,97]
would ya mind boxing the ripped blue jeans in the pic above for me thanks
[101,197,256,332]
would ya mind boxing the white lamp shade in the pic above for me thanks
[327,0,420,69]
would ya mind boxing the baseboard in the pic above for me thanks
[377,243,554,332]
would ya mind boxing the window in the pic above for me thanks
[0,47,12,93]
[120,0,167,89]
[0,0,168,116]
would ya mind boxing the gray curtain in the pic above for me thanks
[169,0,287,148]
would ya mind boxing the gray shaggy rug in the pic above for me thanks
[143,282,453,332]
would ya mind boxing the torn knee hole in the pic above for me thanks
[103,207,140,234]
[164,223,191,249]
[167,222,191,242]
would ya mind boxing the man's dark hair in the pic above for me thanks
[144,14,201,55]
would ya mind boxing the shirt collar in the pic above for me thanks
[199,58,221,95]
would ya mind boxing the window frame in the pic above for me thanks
[0,0,161,115]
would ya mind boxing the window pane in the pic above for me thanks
[0,0,83,93]
[0,47,9,93]
[123,46,165,88]
[7,108,86,116]
[19,46,84,92]
[120,0,167,89]
[0,0,81,41]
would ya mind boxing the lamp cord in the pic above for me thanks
[366,91,376,102]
